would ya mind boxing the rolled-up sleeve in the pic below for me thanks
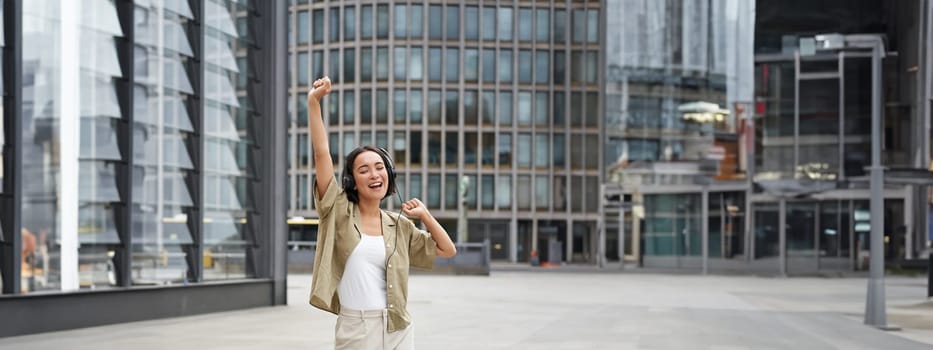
[313,177,341,217]
[407,222,436,270]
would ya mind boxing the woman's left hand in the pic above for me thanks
[401,198,430,219]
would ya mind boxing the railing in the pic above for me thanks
[286,240,490,276]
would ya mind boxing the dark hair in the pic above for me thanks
[342,145,397,203]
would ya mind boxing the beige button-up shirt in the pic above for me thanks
[309,177,436,332]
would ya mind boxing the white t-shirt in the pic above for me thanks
[337,234,387,310]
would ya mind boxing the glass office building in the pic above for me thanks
[287,0,604,264]
[606,0,933,275]
[0,0,290,337]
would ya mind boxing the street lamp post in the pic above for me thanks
[816,33,890,329]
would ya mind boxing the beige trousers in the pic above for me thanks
[336,307,413,350]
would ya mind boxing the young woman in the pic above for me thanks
[306,76,457,349]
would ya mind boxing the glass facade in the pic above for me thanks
[4,0,283,297]
[288,0,603,263]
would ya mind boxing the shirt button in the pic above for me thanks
[388,264,392,268]
[388,284,393,289]
[386,243,391,247]
[389,304,394,308]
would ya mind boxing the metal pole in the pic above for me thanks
[779,197,787,276]
[865,41,888,328]
[619,207,625,270]
[702,187,709,275]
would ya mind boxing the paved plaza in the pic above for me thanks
[1,270,931,349]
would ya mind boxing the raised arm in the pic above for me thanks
[308,77,333,198]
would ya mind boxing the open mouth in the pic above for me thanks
[368,182,383,190]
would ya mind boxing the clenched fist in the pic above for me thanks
[401,198,430,219]
[308,76,331,102]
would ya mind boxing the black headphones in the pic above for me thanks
[341,146,397,202]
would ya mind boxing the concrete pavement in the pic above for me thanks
[1,271,931,349]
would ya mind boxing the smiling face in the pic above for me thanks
[351,150,389,202]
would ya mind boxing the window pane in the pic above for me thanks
[465,6,479,40]
[535,134,549,167]
[445,91,459,125]
[585,93,598,127]
[344,6,356,40]
[535,51,549,84]
[553,51,565,84]
[571,51,584,83]
[571,92,583,127]
[464,48,478,82]
[498,8,513,41]
[410,46,423,80]
[411,90,423,123]
[572,9,585,43]
[329,7,339,42]
[360,90,372,123]
[571,134,583,169]
[429,47,442,81]
[464,132,478,167]
[410,174,422,203]
[313,9,324,43]
[554,10,566,43]
[411,5,423,38]
[428,90,442,125]
[518,133,532,167]
[411,131,423,164]
[585,134,598,169]
[298,11,309,44]
[395,4,407,38]
[482,132,495,166]
[377,5,389,39]
[517,92,531,126]
[429,5,442,39]
[312,51,324,83]
[554,134,565,167]
[535,9,549,42]
[428,132,441,165]
[482,7,496,41]
[464,90,478,125]
[446,48,459,82]
[499,91,512,126]
[499,49,512,82]
[298,52,309,85]
[482,175,494,209]
[482,92,495,125]
[360,48,372,81]
[394,90,406,122]
[376,131,388,149]
[445,174,458,209]
[497,175,512,208]
[499,133,512,168]
[586,52,598,84]
[535,176,549,210]
[376,90,388,123]
[482,49,496,82]
[427,174,441,208]
[535,92,548,126]
[587,9,599,43]
[394,47,407,81]
[519,50,532,83]
[518,8,532,42]
[446,5,459,40]
[344,48,355,83]
[361,5,373,39]
[376,47,388,81]
[517,175,531,210]
[329,49,340,82]
[343,91,356,124]
[445,132,458,165]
